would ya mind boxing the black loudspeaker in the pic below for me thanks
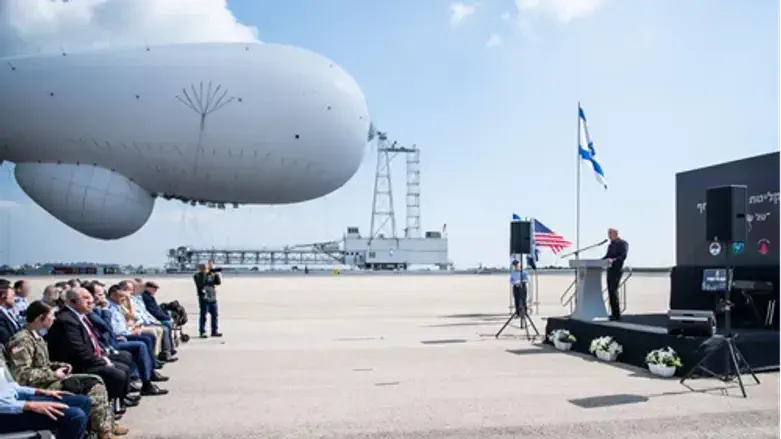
[510,220,532,254]
[705,185,748,242]
[667,309,716,337]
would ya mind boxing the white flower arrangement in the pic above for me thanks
[645,346,682,368]
[589,336,623,357]
[548,329,576,344]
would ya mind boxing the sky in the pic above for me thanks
[0,0,778,269]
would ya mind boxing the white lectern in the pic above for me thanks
[569,259,611,321]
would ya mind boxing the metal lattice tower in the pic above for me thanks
[369,131,421,242]
[369,132,397,239]
[405,146,421,238]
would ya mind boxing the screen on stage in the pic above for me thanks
[701,268,730,292]
[676,152,779,267]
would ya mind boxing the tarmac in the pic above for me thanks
[20,273,781,438]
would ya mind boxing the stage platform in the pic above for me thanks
[544,313,780,377]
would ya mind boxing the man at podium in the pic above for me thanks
[601,228,629,320]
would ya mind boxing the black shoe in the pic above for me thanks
[158,352,179,362]
[151,371,169,382]
[609,316,621,321]
[154,361,164,370]
[129,381,143,392]
[211,332,223,338]
[199,333,208,339]
[140,383,169,396]
[122,397,140,407]
[125,393,141,403]
[170,349,178,356]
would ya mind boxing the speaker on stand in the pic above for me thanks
[510,220,532,255]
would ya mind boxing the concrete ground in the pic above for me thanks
[20,273,781,438]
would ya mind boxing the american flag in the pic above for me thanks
[533,219,572,254]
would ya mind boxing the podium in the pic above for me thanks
[569,259,611,321]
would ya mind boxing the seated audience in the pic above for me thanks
[0,284,22,346]
[85,284,168,397]
[94,284,167,376]
[0,345,92,439]
[45,288,139,412]
[6,300,129,438]
[2,276,183,437]
[117,281,177,363]
[105,286,162,362]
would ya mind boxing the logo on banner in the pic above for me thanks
[731,241,745,255]
[709,242,722,256]
[758,239,770,255]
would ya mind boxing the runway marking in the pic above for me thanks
[352,368,374,372]
[568,393,649,408]
[374,381,400,387]
[420,339,467,345]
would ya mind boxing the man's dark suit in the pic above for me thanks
[0,308,21,346]
[602,238,629,320]
[142,292,170,323]
[46,307,131,400]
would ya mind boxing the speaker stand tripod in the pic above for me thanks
[679,331,759,398]
[495,307,540,340]
[680,251,760,398]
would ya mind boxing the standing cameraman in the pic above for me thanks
[193,261,223,338]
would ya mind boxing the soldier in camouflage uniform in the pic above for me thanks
[6,300,128,439]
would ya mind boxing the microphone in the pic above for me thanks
[599,239,608,245]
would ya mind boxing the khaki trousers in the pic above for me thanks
[140,326,164,355]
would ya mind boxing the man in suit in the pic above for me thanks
[602,228,629,321]
[45,288,138,409]
[0,285,22,346]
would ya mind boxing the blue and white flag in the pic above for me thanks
[578,105,607,189]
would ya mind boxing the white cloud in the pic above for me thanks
[0,0,259,57]
[450,2,479,27]
[514,0,603,23]
[485,33,503,48]
[500,12,512,22]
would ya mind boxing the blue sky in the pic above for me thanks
[0,0,778,268]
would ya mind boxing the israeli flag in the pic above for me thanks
[578,105,607,189]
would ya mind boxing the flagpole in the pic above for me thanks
[576,102,582,261]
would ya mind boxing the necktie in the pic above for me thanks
[81,316,103,357]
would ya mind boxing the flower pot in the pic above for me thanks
[553,340,572,351]
[648,363,676,378]
[596,350,617,362]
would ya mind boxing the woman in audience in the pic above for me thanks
[6,301,129,439]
